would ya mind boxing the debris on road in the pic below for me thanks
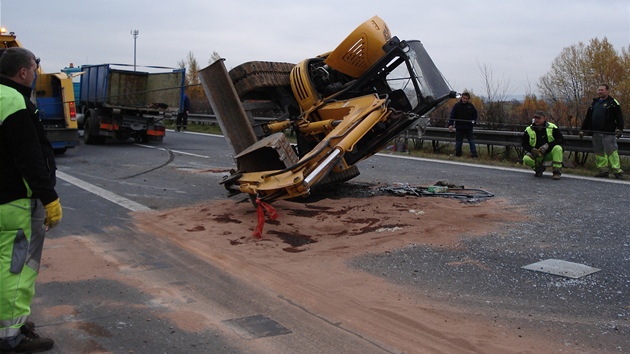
[379,182,494,203]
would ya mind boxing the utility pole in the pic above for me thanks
[130,29,139,71]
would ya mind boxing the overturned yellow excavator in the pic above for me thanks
[199,16,455,204]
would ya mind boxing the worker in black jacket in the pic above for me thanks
[0,47,60,353]
[580,84,624,179]
[448,92,478,158]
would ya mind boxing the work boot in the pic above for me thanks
[7,336,54,353]
[534,166,545,177]
[594,171,609,178]
[614,171,624,179]
[8,321,55,353]
[552,171,561,180]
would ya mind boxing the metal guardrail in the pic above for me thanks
[183,113,630,156]
[416,127,630,156]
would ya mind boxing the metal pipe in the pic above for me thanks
[304,148,341,185]
[198,59,258,156]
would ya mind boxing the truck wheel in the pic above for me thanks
[84,116,95,145]
[84,114,106,145]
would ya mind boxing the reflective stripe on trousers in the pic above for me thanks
[522,145,563,170]
[592,133,622,172]
[0,198,45,343]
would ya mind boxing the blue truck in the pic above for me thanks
[77,64,186,144]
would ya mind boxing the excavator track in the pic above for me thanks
[312,165,361,189]
[228,61,295,100]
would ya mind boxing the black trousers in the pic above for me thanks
[176,112,188,130]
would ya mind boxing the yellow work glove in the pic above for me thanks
[44,198,62,229]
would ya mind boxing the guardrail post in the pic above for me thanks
[198,59,258,156]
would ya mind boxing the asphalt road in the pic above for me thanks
[354,154,629,353]
[36,130,629,353]
[42,132,402,354]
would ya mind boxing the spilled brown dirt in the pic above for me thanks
[128,194,570,354]
[36,190,580,353]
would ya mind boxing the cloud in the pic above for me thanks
[2,0,628,95]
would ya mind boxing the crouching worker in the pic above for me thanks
[522,111,565,180]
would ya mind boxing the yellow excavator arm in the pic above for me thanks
[200,16,455,204]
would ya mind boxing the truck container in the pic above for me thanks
[1,30,79,154]
[79,64,185,144]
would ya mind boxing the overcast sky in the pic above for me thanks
[2,0,629,97]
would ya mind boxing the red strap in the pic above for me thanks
[260,200,278,220]
[252,198,279,238]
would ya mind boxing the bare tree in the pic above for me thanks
[476,61,514,129]
[538,42,591,125]
[210,51,222,64]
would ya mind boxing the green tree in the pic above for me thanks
[515,94,549,125]
[585,38,624,89]
[178,51,211,113]
[616,45,630,105]
[538,37,628,129]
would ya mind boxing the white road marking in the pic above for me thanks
[134,143,212,159]
[376,153,630,183]
[56,171,151,212]
[141,139,630,184]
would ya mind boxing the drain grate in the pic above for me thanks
[223,314,292,339]
[522,259,601,279]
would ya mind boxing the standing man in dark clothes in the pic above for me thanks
[448,92,478,158]
[0,47,61,353]
[580,84,624,179]
[176,93,190,132]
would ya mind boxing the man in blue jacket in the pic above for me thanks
[0,47,62,353]
[448,92,478,158]
[176,93,190,132]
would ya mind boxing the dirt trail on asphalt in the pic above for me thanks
[115,193,571,354]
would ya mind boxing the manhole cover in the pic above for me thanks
[522,259,601,279]
[223,314,292,339]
